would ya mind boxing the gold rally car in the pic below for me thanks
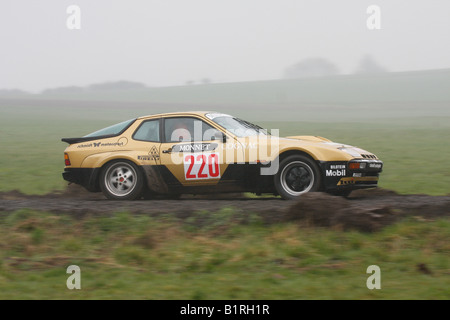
[62,111,383,200]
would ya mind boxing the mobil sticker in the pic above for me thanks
[326,169,346,177]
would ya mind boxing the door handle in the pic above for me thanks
[162,148,172,154]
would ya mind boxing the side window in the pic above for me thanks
[164,117,221,142]
[133,119,160,142]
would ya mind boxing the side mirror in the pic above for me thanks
[213,131,227,143]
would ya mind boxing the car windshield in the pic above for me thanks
[205,113,269,138]
[84,119,135,137]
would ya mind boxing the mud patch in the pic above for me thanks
[0,188,449,232]
[286,191,450,232]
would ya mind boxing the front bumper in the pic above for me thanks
[319,159,383,191]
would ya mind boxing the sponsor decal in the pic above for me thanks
[138,145,160,161]
[149,145,160,160]
[172,143,218,153]
[329,164,346,169]
[77,143,93,148]
[353,173,362,177]
[221,143,257,150]
[77,138,127,148]
[184,153,220,180]
[95,141,124,148]
[326,169,346,177]
[369,163,382,169]
[118,137,128,146]
[338,176,378,186]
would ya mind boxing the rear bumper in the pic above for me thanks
[319,159,383,191]
[62,168,101,192]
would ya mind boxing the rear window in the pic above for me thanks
[84,119,135,138]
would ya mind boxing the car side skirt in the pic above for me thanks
[63,163,275,195]
[142,164,275,195]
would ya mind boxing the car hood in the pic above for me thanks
[284,135,376,157]
[234,135,378,161]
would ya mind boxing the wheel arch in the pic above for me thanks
[262,148,320,179]
[277,148,319,164]
[82,153,144,181]
[98,157,147,184]
[93,154,141,168]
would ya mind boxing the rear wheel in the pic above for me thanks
[100,160,144,200]
[274,155,322,200]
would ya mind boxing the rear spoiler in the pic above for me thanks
[61,134,116,145]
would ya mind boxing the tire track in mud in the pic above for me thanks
[0,187,449,232]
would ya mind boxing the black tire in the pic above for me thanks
[274,154,322,200]
[100,160,144,200]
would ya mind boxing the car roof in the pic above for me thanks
[137,111,215,120]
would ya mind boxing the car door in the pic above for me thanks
[159,116,243,186]
[131,118,168,192]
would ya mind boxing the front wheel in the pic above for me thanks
[274,155,322,200]
[100,160,144,200]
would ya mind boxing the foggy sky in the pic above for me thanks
[1,0,450,92]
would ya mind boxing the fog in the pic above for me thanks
[1,0,450,92]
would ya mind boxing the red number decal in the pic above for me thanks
[208,154,220,177]
[197,154,208,178]
[185,155,196,179]
[185,153,220,180]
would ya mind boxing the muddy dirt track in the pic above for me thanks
[0,186,449,232]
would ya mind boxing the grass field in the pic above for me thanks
[0,209,448,299]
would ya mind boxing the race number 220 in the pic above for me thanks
[184,153,220,180]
